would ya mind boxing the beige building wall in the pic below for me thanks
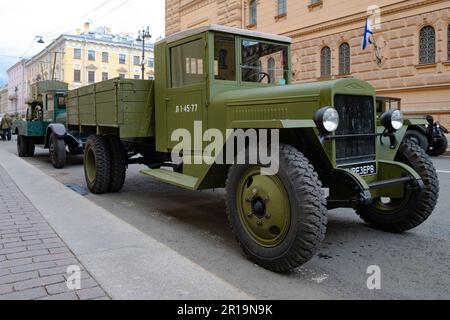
[166,0,450,127]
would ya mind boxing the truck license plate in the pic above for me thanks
[341,162,377,177]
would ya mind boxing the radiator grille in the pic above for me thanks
[334,95,376,165]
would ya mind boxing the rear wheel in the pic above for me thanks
[17,135,28,157]
[356,140,439,233]
[428,136,448,157]
[226,144,327,273]
[84,135,111,194]
[49,133,66,169]
[105,135,126,193]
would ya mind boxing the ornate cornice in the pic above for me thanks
[284,0,446,39]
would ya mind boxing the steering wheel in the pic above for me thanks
[257,72,271,83]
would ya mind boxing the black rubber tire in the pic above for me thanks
[17,135,28,157]
[428,136,448,157]
[84,135,111,194]
[226,143,328,273]
[27,138,35,157]
[356,140,439,233]
[49,133,66,169]
[105,135,126,193]
[404,129,429,152]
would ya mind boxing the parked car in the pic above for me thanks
[376,96,448,156]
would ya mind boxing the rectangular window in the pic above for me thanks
[241,39,289,85]
[214,34,236,81]
[134,75,140,79]
[74,49,81,60]
[278,0,287,16]
[134,56,141,66]
[74,70,81,82]
[249,0,257,25]
[102,52,109,63]
[88,71,95,83]
[119,73,125,79]
[171,39,204,87]
[119,54,126,64]
[102,72,108,81]
[147,58,154,68]
[88,50,96,61]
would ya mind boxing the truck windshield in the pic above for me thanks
[241,39,289,85]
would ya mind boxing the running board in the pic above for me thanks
[140,168,199,190]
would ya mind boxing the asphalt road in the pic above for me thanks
[0,139,449,300]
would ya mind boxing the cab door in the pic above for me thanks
[165,36,207,152]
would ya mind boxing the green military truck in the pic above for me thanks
[67,25,439,272]
[13,81,84,168]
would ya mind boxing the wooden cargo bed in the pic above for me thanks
[67,79,155,138]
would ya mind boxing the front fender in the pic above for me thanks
[45,123,67,147]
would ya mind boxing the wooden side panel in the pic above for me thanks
[66,79,155,138]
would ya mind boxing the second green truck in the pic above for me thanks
[61,25,439,272]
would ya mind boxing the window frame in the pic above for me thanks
[277,0,287,17]
[240,37,290,85]
[213,33,237,82]
[249,0,257,26]
[88,50,96,61]
[102,72,108,81]
[88,71,96,83]
[320,46,331,77]
[419,25,436,65]
[73,69,81,83]
[169,37,206,88]
[134,55,141,66]
[119,53,126,65]
[74,48,81,60]
[339,42,351,75]
[102,52,109,63]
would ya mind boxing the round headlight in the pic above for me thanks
[391,110,404,130]
[381,109,404,131]
[315,107,340,133]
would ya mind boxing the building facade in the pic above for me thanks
[26,23,154,98]
[6,59,28,115]
[0,85,8,114]
[166,0,450,126]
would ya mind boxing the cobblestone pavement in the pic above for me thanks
[0,165,109,300]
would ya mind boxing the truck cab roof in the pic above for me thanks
[157,24,292,45]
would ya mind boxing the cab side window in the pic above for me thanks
[214,34,236,81]
[46,94,54,112]
[171,39,204,87]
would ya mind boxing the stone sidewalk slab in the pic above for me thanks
[0,149,251,300]
[0,164,109,300]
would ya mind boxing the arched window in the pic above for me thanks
[277,0,287,16]
[339,43,350,75]
[419,26,436,64]
[268,58,275,83]
[249,0,257,25]
[320,46,331,77]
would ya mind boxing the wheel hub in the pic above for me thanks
[237,168,291,248]
[251,197,266,219]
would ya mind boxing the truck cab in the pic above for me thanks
[13,80,83,168]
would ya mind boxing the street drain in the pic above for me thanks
[65,183,89,196]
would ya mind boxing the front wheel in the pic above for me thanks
[226,144,328,273]
[404,129,428,152]
[356,140,439,233]
[49,133,66,169]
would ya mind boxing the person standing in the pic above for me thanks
[1,113,12,141]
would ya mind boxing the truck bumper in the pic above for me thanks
[327,160,423,209]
